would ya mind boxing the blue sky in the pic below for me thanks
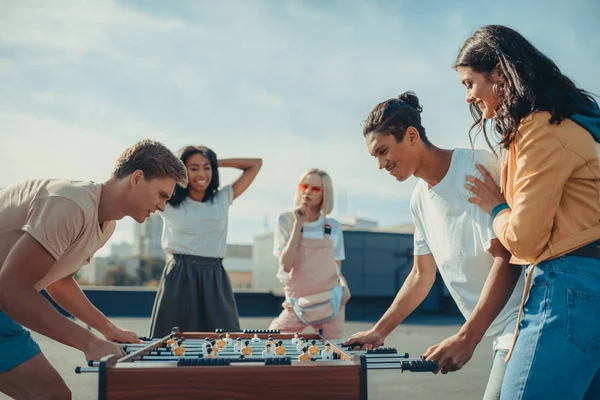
[1,0,599,256]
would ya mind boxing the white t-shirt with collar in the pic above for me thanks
[411,148,525,351]
[273,213,345,285]
[160,185,234,258]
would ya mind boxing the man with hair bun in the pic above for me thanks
[343,92,525,400]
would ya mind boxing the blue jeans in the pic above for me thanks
[500,256,600,399]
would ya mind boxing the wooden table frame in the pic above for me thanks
[97,329,368,400]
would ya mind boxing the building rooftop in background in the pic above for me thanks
[339,215,378,230]
[226,243,253,259]
[371,223,415,234]
[339,215,414,234]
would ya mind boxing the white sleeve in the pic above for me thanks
[409,186,431,256]
[332,219,345,261]
[413,223,431,256]
[220,185,234,206]
[410,203,431,256]
[273,213,292,257]
[473,206,497,252]
[468,151,499,252]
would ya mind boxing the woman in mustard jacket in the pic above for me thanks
[455,25,600,400]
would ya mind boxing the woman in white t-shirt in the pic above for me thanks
[268,169,349,339]
[149,146,262,337]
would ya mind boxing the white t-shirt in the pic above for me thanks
[411,148,526,351]
[273,213,345,284]
[160,185,234,258]
[0,179,115,290]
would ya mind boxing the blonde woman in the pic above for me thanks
[269,169,349,339]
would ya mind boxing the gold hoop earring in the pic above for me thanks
[492,83,503,98]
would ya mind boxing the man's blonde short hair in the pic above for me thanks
[294,168,334,215]
[112,139,188,187]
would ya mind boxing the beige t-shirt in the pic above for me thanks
[0,179,116,290]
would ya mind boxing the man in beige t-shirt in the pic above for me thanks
[0,139,187,399]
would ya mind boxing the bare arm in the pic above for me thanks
[458,238,521,342]
[278,207,307,273]
[0,234,124,359]
[46,274,140,343]
[372,253,437,338]
[279,220,303,273]
[343,253,437,347]
[218,158,262,200]
[424,238,521,373]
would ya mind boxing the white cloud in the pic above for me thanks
[31,91,57,104]
[0,111,127,183]
[0,0,195,56]
[0,58,17,76]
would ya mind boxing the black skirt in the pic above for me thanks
[149,254,240,338]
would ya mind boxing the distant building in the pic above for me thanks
[339,215,379,230]
[224,244,253,289]
[110,242,133,259]
[77,257,138,285]
[372,223,415,234]
[77,257,111,284]
[133,213,164,259]
[251,232,282,295]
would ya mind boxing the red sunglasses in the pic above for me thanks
[299,183,322,194]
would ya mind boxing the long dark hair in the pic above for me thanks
[168,145,220,207]
[363,91,431,146]
[454,25,597,150]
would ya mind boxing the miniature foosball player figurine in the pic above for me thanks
[291,332,300,345]
[216,334,227,349]
[275,341,286,357]
[262,343,274,359]
[321,343,334,360]
[265,335,275,347]
[210,340,220,356]
[241,340,253,358]
[225,332,233,345]
[174,340,186,357]
[298,347,311,362]
[205,346,216,358]
[166,334,176,348]
[296,338,306,353]
[202,337,211,352]
[234,337,243,353]
[251,333,260,343]
[308,340,320,356]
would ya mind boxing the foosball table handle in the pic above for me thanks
[243,329,281,334]
[265,357,292,365]
[177,358,231,366]
[402,360,438,372]
[366,347,398,354]
[343,342,384,350]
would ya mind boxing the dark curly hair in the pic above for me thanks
[362,91,431,146]
[168,145,220,207]
[455,25,597,151]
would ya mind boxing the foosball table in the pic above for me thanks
[76,327,438,399]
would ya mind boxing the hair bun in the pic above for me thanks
[397,91,423,113]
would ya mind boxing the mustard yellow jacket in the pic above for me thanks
[494,111,600,265]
